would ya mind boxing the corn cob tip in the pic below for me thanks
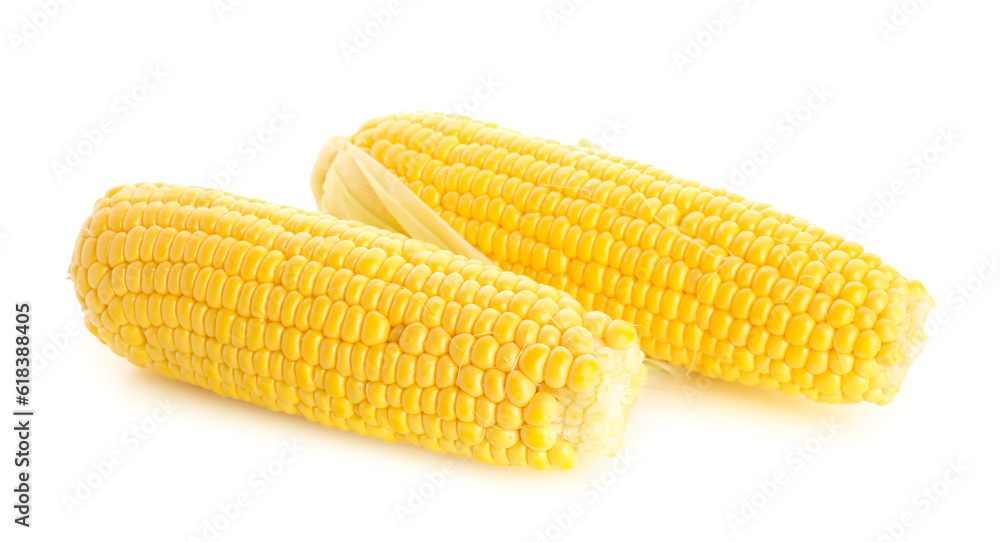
[553,319,647,457]
[870,282,933,405]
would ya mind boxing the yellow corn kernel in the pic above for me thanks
[505,369,537,407]
[604,318,638,349]
[520,425,557,451]
[496,401,523,430]
[523,391,559,426]
[567,354,600,392]
[486,427,519,448]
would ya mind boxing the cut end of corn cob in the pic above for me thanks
[555,335,646,456]
[311,112,936,406]
[882,286,933,390]
[69,182,645,469]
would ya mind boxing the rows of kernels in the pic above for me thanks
[71,183,643,469]
[347,112,931,405]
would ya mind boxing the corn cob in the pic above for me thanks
[311,112,934,405]
[69,182,646,469]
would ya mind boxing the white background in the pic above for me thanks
[2,1,998,541]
